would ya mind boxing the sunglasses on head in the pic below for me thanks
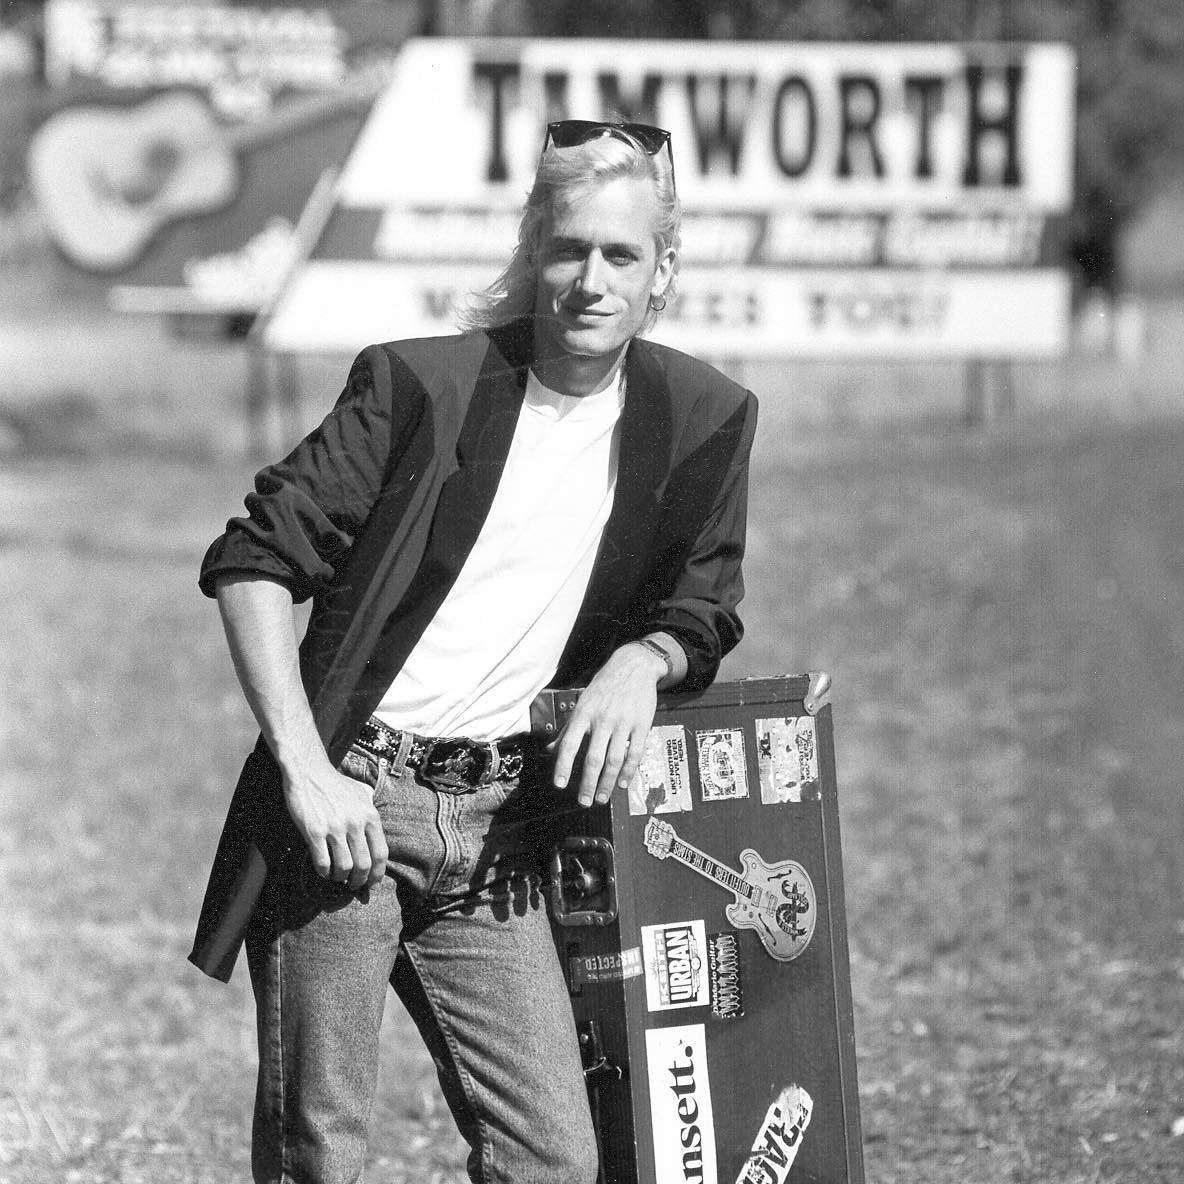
[543,120,675,179]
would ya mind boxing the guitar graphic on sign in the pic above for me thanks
[27,63,390,273]
[643,817,816,962]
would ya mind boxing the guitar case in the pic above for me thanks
[529,675,865,1184]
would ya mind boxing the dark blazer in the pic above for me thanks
[190,318,757,980]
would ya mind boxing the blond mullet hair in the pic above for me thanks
[457,126,680,333]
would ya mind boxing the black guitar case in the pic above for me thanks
[530,674,865,1184]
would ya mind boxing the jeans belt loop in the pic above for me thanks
[392,729,414,777]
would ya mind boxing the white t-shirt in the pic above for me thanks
[373,367,624,739]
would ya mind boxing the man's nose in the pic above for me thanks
[575,251,607,296]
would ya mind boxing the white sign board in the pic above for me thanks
[265,38,1076,358]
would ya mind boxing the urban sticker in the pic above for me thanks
[644,1024,718,1184]
[629,725,694,815]
[706,932,744,1019]
[756,716,819,804]
[735,1083,814,1184]
[641,920,711,1011]
[696,728,749,801]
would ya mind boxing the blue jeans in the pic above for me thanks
[244,739,599,1184]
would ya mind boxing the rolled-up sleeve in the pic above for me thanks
[641,391,757,690]
[199,345,397,602]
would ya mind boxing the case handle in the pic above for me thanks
[547,836,618,926]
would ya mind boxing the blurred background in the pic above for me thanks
[1,3,1182,1183]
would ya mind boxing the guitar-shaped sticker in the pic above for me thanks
[643,817,816,962]
[27,62,391,273]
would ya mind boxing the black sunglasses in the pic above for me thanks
[543,120,675,179]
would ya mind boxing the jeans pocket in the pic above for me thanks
[339,745,381,791]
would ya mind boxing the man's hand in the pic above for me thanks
[550,640,671,807]
[281,757,389,892]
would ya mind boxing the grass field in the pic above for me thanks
[1,291,1182,1183]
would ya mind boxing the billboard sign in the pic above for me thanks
[29,0,417,312]
[265,38,1076,358]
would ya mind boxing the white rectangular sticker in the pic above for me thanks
[629,724,693,815]
[756,716,819,804]
[645,1024,717,1184]
[696,728,749,801]
[736,1084,813,1184]
[641,921,710,1011]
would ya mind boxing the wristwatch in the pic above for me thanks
[634,636,674,681]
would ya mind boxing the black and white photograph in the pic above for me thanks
[2,2,1182,1182]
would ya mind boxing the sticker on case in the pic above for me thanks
[644,817,816,962]
[569,947,643,991]
[756,716,819,804]
[628,725,693,815]
[696,728,749,801]
[707,932,744,1019]
[735,1083,813,1184]
[641,920,710,1011]
[645,1024,718,1184]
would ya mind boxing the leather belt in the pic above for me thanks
[354,718,532,791]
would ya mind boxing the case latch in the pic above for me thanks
[577,1018,622,1082]
[548,836,618,926]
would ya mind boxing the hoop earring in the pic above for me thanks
[650,294,667,312]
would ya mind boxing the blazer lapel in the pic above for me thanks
[424,318,533,577]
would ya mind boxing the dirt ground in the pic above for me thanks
[1,276,1181,1182]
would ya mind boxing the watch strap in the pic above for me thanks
[634,636,674,681]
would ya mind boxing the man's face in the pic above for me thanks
[532,176,675,362]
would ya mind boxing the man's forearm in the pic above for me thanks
[214,574,330,779]
[215,574,388,888]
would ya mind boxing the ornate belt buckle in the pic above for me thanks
[421,738,488,790]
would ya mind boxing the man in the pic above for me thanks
[191,120,757,1183]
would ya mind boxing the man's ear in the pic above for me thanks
[652,246,677,298]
